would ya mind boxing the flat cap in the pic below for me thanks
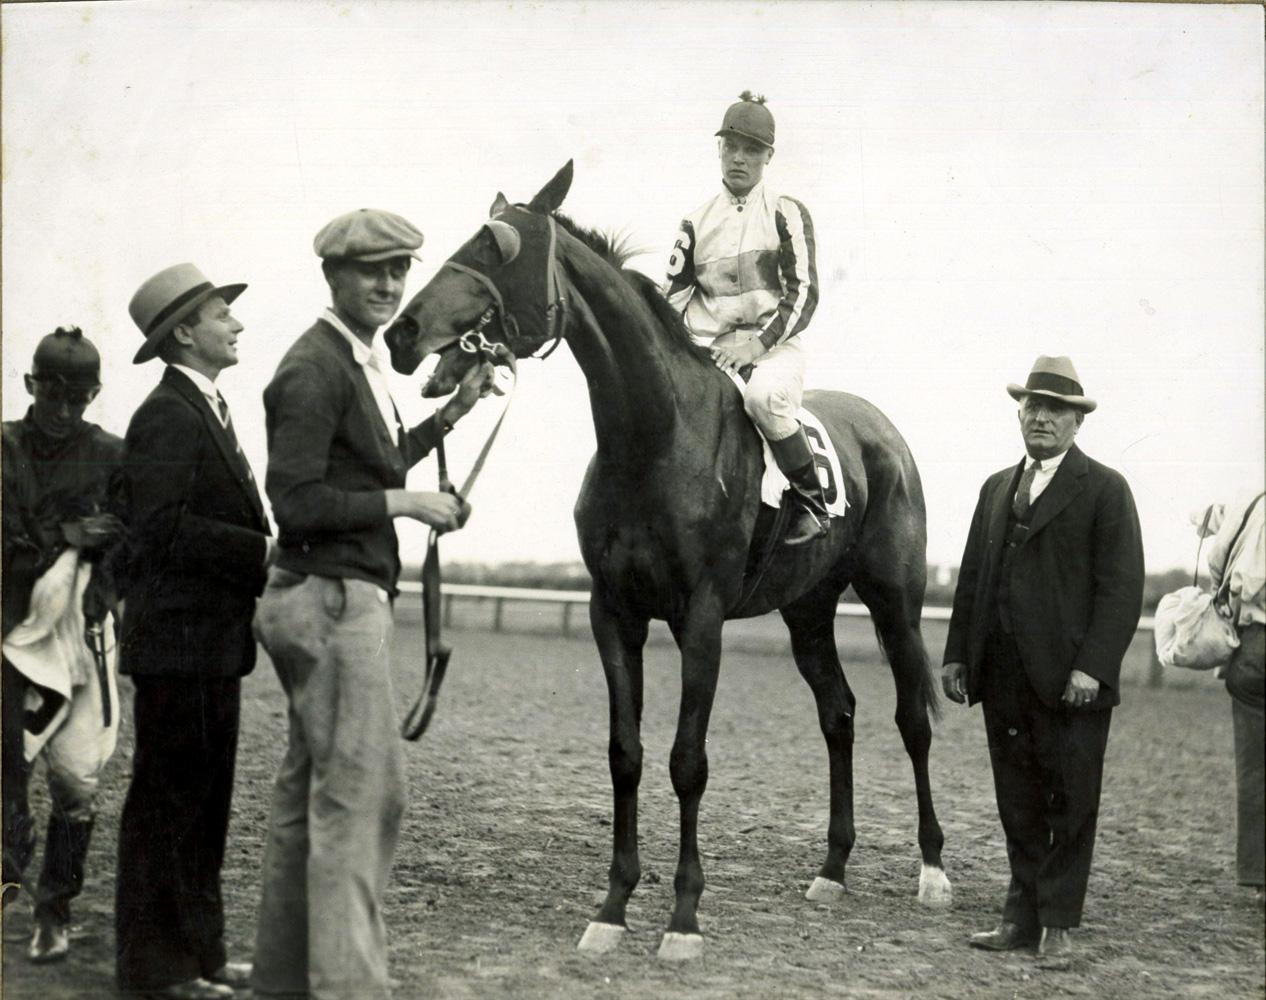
[314,208,424,262]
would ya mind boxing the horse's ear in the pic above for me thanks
[490,191,510,217]
[527,160,573,214]
[482,220,521,264]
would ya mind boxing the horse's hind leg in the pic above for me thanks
[577,594,648,953]
[780,578,857,902]
[852,571,952,908]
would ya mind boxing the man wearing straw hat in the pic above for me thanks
[942,355,1144,967]
[115,264,272,1000]
[249,209,494,1000]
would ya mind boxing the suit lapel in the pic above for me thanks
[162,368,267,525]
[1024,444,1087,541]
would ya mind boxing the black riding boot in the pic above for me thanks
[768,426,830,546]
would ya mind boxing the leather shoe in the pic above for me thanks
[27,918,70,963]
[1037,926,1073,966]
[144,979,235,1000]
[969,920,1039,951]
[207,962,252,988]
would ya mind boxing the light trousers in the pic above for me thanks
[250,570,406,1000]
[713,330,806,441]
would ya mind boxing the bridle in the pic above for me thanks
[400,212,572,741]
[438,213,568,362]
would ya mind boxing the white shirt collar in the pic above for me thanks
[322,308,377,368]
[168,363,220,403]
[723,178,766,206]
[1024,448,1069,472]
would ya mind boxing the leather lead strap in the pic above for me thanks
[402,356,518,741]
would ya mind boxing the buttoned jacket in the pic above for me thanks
[944,444,1145,709]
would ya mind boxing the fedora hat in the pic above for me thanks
[129,263,246,365]
[1007,355,1097,413]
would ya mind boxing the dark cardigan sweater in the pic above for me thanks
[263,319,445,593]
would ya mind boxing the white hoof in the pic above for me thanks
[577,921,627,953]
[918,864,953,909]
[805,876,846,902]
[657,931,704,961]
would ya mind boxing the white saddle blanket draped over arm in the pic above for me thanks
[2,547,119,766]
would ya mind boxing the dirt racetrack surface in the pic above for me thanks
[3,610,1263,999]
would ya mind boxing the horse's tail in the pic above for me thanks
[872,620,942,722]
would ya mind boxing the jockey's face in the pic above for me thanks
[24,374,98,439]
[326,257,411,338]
[719,135,774,197]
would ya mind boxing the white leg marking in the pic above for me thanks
[918,864,953,909]
[805,876,846,902]
[577,921,627,953]
[657,932,704,961]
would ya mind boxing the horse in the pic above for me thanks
[384,161,952,960]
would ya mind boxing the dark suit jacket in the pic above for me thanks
[263,319,445,594]
[943,443,1145,709]
[118,367,271,678]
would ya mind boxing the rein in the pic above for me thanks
[401,343,519,741]
[402,213,567,740]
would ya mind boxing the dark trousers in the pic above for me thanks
[3,658,93,925]
[115,675,240,989]
[981,632,1112,930]
[2,658,35,903]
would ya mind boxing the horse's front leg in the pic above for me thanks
[659,586,725,961]
[577,593,648,953]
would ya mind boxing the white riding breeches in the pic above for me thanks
[711,330,805,441]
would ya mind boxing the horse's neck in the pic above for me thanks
[560,250,682,459]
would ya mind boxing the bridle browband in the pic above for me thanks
[439,213,568,362]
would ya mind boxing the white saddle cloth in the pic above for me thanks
[724,371,849,516]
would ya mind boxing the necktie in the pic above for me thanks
[216,393,256,486]
[1013,460,1042,519]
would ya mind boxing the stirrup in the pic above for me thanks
[784,504,829,546]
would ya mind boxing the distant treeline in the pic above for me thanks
[424,561,1194,614]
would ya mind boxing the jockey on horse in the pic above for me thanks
[663,91,826,545]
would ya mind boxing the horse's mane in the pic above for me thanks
[551,211,712,364]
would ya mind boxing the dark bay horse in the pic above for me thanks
[385,162,951,960]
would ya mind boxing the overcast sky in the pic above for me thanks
[3,0,1262,574]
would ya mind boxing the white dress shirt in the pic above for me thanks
[321,308,401,440]
[1020,447,1069,505]
[169,364,229,428]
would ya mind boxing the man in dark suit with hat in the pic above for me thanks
[115,264,272,1000]
[942,355,1144,966]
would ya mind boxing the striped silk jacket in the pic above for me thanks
[663,180,818,351]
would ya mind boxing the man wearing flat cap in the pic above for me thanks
[663,90,823,545]
[942,356,1144,966]
[115,265,271,999]
[250,208,494,1000]
[2,326,124,964]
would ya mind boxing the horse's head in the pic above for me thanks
[385,161,575,388]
